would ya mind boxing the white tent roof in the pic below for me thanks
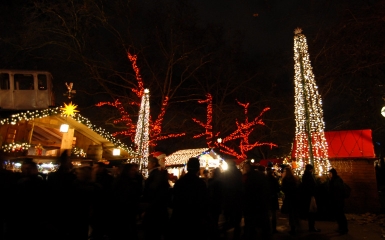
[165,148,209,166]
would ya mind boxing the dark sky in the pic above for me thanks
[1,0,383,157]
[191,0,341,55]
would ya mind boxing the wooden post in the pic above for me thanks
[60,128,74,155]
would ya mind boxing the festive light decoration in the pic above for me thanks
[165,148,209,166]
[71,147,87,158]
[96,99,136,137]
[293,28,330,175]
[193,94,277,161]
[60,102,79,117]
[219,101,277,160]
[134,89,150,172]
[96,52,185,147]
[192,94,217,148]
[128,52,145,98]
[1,142,31,153]
[0,107,137,157]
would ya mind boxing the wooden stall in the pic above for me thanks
[0,108,136,173]
[292,129,380,213]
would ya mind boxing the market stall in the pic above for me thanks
[165,148,227,179]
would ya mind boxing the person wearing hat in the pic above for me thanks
[328,168,348,235]
[168,157,209,240]
[300,164,320,232]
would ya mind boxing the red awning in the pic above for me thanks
[291,129,376,159]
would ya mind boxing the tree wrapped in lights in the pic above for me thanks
[134,89,150,173]
[96,52,185,147]
[193,94,276,161]
[192,93,216,148]
[293,28,330,174]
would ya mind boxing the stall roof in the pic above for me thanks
[291,129,376,159]
[165,148,209,166]
[0,107,137,157]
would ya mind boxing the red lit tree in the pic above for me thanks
[192,93,218,148]
[96,52,185,147]
[193,94,277,161]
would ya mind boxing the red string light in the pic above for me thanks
[194,96,278,160]
[220,102,277,159]
[128,52,144,98]
[192,93,214,148]
[96,54,185,147]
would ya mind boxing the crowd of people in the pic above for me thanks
[0,151,349,240]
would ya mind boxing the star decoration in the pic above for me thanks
[294,27,303,35]
[61,102,79,116]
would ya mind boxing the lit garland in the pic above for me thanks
[148,96,186,146]
[133,89,150,172]
[193,95,277,161]
[71,147,87,158]
[219,101,277,160]
[192,93,215,148]
[96,53,185,146]
[96,99,136,137]
[2,142,31,153]
[293,28,330,175]
[165,148,209,166]
[128,52,144,98]
[0,107,138,157]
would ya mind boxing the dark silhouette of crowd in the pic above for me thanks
[0,152,349,240]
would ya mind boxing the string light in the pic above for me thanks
[134,89,150,172]
[71,147,87,158]
[1,142,31,153]
[193,95,277,161]
[219,101,276,160]
[96,53,185,146]
[0,107,138,157]
[165,148,209,166]
[192,93,215,148]
[293,28,330,175]
[128,52,144,98]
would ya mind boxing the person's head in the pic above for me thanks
[187,157,200,174]
[305,164,314,173]
[243,161,252,174]
[147,157,160,170]
[93,161,107,174]
[328,168,337,179]
[21,159,38,177]
[59,150,72,171]
[212,167,221,179]
[0,156,6,170]
[282,167,294,179]
[121,163,138,178]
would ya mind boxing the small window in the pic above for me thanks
[0,73,10,90]
[38,74,47,90]
[14,74,34,90]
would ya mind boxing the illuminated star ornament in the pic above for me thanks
[61,102,79,117]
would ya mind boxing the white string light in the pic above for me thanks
[293,28,330,175]
[133,89,150,173]
[0,107,138,157]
